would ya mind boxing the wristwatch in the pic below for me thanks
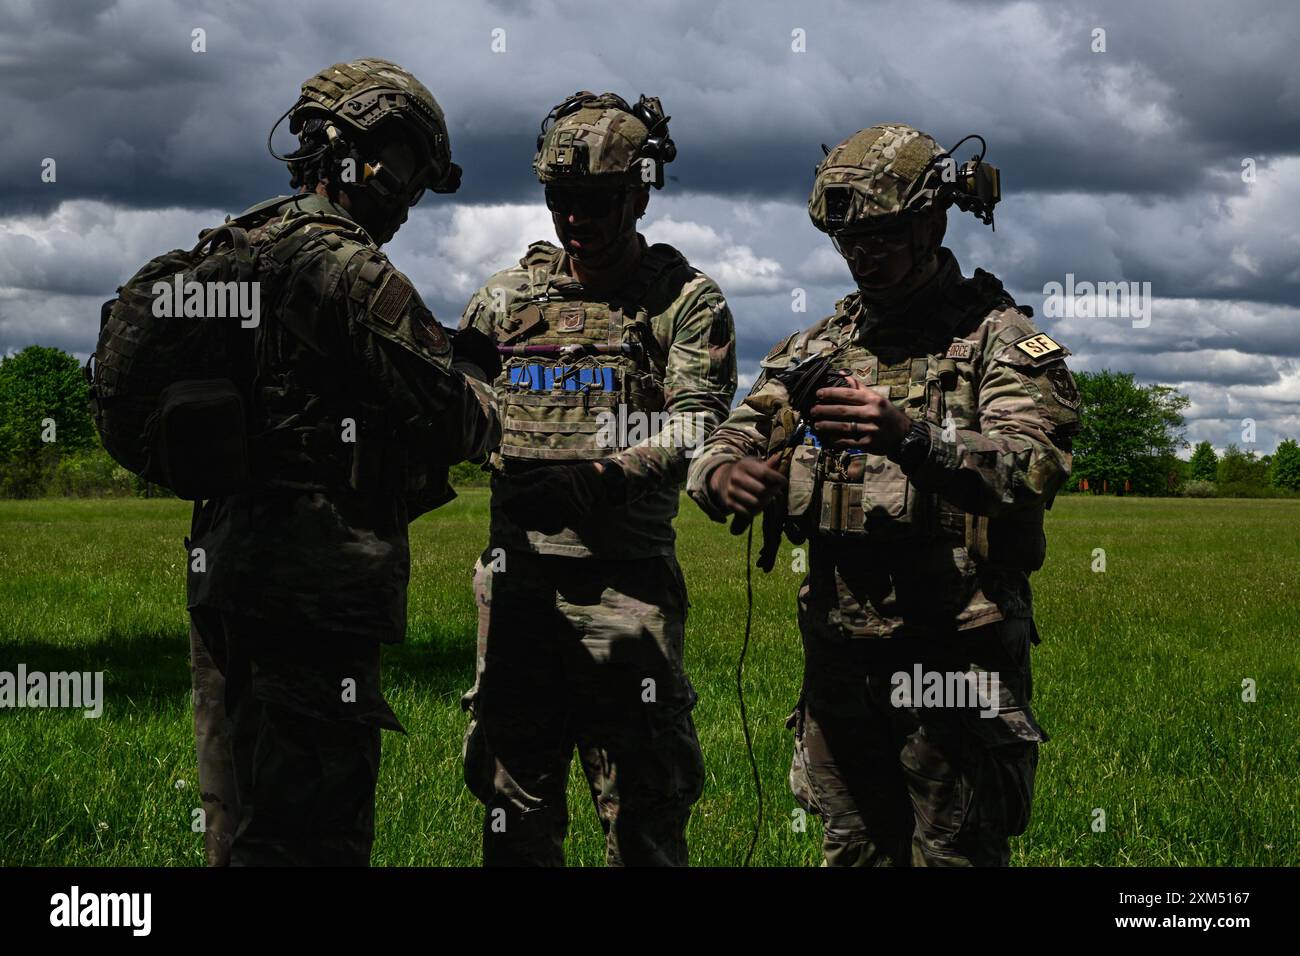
[888,420,931,471]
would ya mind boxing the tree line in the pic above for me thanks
[1,345,1297,498]
[1071,369,1300,497]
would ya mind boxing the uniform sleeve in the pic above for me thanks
[343,251,500,464]
[606,278,738,503]
[684,350,794,522]
[903,313,1079,516]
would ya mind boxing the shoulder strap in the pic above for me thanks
[518,242,562,300]
[964,268,1026,315]
[795,306,843,361]
[634,243,689,291]
[258,213,369,274]
[192,222,251,260]
[520,240,560,268]
[225,195,298,226]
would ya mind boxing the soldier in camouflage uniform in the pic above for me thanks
[458,91,737,866]
[187,59,500,866]
[687,125,1081,866]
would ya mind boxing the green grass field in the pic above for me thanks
[0,493,1296,866]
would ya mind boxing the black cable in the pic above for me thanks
[738,521,762,867]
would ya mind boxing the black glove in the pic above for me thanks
[771,354,848,416]
[451,327,502,382]
[497,460,625,534]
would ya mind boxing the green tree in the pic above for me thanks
[0,346,96,496]
[1270,438,1300,491]
[1189,440,1218,482]
[1217,443,1268,487]
[1073,370,1190,495]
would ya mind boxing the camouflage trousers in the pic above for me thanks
[461,550,705,866]
[189,607,402,866]
[788,615,1046,867]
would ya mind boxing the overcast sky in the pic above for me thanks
[2,0,1297,453]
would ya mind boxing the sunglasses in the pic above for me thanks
[831,228,912,264]
[544,185,628,218]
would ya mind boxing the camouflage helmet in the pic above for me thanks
[808,124,950,234]
[533,91,675,188]
[286,57,461,193]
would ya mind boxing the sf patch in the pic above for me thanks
[1012,332,1066,363]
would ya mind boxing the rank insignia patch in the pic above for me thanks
[558,307,585,332]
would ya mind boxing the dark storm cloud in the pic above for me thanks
[3,0,1297,450]
[3,0,1298,216]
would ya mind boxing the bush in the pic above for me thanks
[1181,480,1218,498]
[1214,481,1300,499]
[449,459,491,488]
[0,444,61,498]
[51,448,136,497]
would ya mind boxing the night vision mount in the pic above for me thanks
[820,132,1002,231]
[536,91,677,188]
[941,134,1000,229]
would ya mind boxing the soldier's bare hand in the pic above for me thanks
[710,456,787,517]
[809,374,912,453]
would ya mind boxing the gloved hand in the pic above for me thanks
[497,460,625,534]
[771,353,849,415]
[451,327,502,382]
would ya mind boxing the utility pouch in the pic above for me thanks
[154,378,251,499]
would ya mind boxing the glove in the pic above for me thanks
[451,327,502,382]
[497,460,625,534]
[770,354,848,415]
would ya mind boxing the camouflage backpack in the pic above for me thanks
[85,196,364,498]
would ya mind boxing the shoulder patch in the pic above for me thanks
[353,263,451,369]
[370,271,414,328]
[1012,332,1065,361]
[998,330,1072,367]
[1045,364,1081,409]
[411,304,449,354]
